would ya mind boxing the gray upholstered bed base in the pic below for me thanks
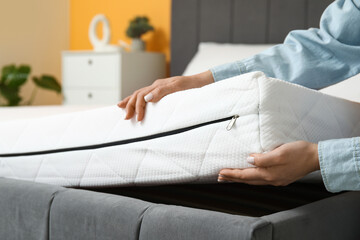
[1,178,360,240]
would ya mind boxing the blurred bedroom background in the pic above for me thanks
[0,0,68,105]
[0,0,170,106]
[1,0,359,107]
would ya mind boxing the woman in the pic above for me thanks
[119,0,360,192]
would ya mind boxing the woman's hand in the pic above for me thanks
[118,70,214,121]
[218,141,320,186]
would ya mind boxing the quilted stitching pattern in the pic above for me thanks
[258,76,360,151]
[1,72,360,187]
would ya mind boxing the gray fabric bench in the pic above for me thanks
[1,178,360,240]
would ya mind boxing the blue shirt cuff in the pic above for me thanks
[210,60,249,82]
[318,137,360,192]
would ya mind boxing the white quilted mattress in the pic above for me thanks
[1,72,360,187]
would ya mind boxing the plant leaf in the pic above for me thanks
[0,84,21,106]
[8,65,31,88]
[1,64,30,88]
[126,16,154,38]
[1,65,16,84]
[32,75,61,93]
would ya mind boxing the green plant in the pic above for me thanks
[0,64,61,106]
[126,16,154,39]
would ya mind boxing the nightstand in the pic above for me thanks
[62,51,166,105]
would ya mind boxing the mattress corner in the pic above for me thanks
[255,73,268,153]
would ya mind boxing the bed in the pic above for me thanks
[2,0,360,239]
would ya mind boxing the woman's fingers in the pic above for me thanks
[135,98,146,121]
[135,91,150,121]
[117,96,131,108]
[218,168,284,186]
[144,83,178,103]
[121,75,202,120]
[218,168,268,182]
[144,92,153,102]
[249,149,283,168]
[217,141,320,187]
[118,71,215,121]
[122,85,155,121]
[134,86,157,121]
[122,83,179,121]
[218,178,269,186]
[125,94,138,120]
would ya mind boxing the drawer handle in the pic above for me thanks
[88,59,93,65]
[88,92,93,99]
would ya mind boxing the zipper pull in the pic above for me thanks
[226,115,239,131]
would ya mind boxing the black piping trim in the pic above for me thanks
[0,116,234,158]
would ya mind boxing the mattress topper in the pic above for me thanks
[0,72,359,187]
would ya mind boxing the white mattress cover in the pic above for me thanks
[1,72,360,187]
[0,105,104,122]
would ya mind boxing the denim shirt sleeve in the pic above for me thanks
[211,0,360,90]
[318,137,360,192]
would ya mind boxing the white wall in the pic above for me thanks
[0,0,69,105]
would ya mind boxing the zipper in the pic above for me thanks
[0,115,239,157]
[226,115,239,131]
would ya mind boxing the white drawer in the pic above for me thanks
[63,88,120,105]
[63,53,120,88]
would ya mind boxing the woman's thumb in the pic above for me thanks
[247,151,279,168]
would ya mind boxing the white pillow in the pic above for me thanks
[182,42,360,103]
[182,42,275,76]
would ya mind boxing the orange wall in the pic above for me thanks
[70,0,171,64]
[0,0,68,105]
